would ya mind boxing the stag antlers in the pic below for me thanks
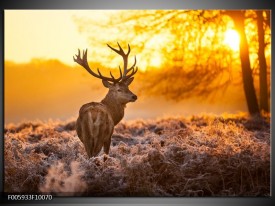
[73,42,138,84]
[74,43,138,158]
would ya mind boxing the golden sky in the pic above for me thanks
[5,10,114,65]
[6,10,268,124]
[5,10,241,67]
[5,10,161,70]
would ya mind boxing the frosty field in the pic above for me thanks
[4,113,270,196]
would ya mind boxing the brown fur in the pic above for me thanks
[76,80,137,157]
[74,43,137,158]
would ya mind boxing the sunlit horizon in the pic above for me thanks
[5,10,246,70]
[4,10,270,124]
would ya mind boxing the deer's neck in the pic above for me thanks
[101,93,125,125]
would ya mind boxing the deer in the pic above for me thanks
[73,43,138,158]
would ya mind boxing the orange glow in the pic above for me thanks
[223,29,240,51]
[4,10,270,124]
[150,55,162,67]
[4,10,115,66]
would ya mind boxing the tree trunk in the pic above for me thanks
[227,11,260,115]
[256,10,269,112]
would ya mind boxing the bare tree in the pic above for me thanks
[74,10,270,115]
[256,10,269,112]
[225,11,260,115]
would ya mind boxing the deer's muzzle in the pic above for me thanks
[131,95,138,101]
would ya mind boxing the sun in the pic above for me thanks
[223,29,240,51]
[150,54,162,68]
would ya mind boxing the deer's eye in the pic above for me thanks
[117,89,122,92]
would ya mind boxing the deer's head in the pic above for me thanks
[73,43,138,104]
[102,77,137,103]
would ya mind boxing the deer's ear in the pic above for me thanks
[102,80,112,88]
[124,77,134,86]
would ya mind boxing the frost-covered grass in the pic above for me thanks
[4,113,270,196]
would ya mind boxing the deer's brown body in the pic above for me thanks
[74,43,138,158]
[76,102,114,157]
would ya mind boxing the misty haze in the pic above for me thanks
[4,10,270,197]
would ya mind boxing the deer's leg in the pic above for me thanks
[76,115,92,158]
[103,136,112,155]
[104,122,114,155]
[84,118,95,158]
[90,111,107,157]
[82,111,100,158]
